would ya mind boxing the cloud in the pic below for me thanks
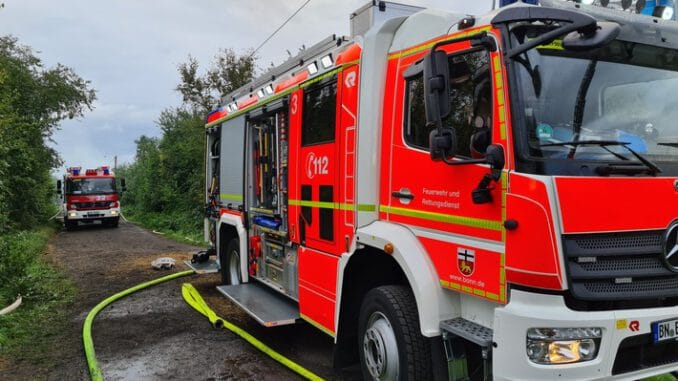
[2,0,493,177]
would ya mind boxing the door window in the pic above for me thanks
[404,49,492,158]
[302,79,337,146]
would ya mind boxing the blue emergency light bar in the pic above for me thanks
[499,0,675,20]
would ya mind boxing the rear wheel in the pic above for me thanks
[358,285,431,381]
[219,238,241,285]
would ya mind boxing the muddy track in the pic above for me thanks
[0,222,360,380]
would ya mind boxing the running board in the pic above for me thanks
[440,317,493,381]
[216,282,299,327]
[440,317,493,348]
[183,259,220,274]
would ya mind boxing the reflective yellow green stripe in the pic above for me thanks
[300,313,335,338]
[388,26,492,60]
[357,204,376,212]
[486,292,499,301]
[205,67,342,128]
[300,67,341,89]
[380,205,502,231]
[288,199,375,212]
[220,193,243,201]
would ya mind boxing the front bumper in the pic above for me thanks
[493,289,678,380]
[65,207,120,221]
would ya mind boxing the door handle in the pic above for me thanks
[392,190,414,200]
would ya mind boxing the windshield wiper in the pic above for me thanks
[540,140,662,175]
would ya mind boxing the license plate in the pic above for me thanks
[651,318,678,343]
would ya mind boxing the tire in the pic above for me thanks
[219,238,241,285]
[65,220,77,231]
[358,285,431,381]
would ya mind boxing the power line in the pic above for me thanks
[251,0,312,57]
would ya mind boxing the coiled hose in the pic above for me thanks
[83,270,323,381]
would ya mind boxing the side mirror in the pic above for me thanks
[120,178,127,192]
[56,180,62,195]
[423,50,451,125]
[424,50,453,161]
[485,144,505,171]
[562,22,620,51]
[472,144,506,204]
[429,128,458,161]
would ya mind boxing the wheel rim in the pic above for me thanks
[363,311,399,380]
[228,248,241,285]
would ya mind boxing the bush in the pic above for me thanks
[0,226,74,354]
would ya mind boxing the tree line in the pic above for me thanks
[0,36,95,233]
[117,49,256,237]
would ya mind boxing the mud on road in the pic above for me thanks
[0,221,360,380]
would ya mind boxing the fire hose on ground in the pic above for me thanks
[82,269,323,381]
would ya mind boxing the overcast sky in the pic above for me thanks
[0,0,492,174]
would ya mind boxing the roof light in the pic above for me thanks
[654,5,674,19]
[257,89,265,98]
[68,166,81,175]
[265,84,274,95]
[306,62,318,75]
[100,166,110,175]
[320,54,333,69]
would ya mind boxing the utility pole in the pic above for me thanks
[114,155,117,172]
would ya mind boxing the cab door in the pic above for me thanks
[382,34,509,303]
[290,74,342,255]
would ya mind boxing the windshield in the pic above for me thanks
[66,178,116,195]
[512,28,678,175]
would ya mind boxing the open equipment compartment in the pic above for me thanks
[246,102,297,298]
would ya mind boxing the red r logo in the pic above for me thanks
[629,320,640,332]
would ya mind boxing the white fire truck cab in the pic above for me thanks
[203,1,678,379]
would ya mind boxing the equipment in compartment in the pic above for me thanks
[247,107,296,298]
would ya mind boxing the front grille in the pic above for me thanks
[612,334,678,375]
[573,233,661,251]
[75,201,110,210]
[564,231,678,302]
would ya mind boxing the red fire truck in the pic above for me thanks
[202,0,678,379]
[57,166,124,230]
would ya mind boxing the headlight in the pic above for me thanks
[526,327,602,364]
[68,212,77,217]
[111,210,118,216]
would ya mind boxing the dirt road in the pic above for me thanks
[1,221,359,380]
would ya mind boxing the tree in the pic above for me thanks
[176,48,256,112]
[122,48,256,234]
[0,36,96,231]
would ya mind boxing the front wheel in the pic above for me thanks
[358,285,431,381]
[107,217,119,228]
[64,220,77,231]
[219,238,241,285]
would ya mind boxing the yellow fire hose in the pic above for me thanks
[82,270,324,381]
[181,283,323,381]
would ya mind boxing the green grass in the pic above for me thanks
[646,375,678,381]
[122,208,206,247]
[0,224,75,360]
